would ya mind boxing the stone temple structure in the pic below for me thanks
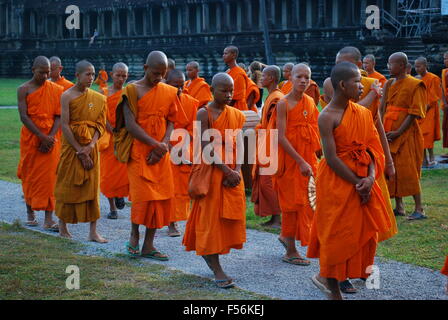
[1,0,447,83]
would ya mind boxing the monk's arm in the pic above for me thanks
[48,116,61,137]
[374,114,395,176]
[60,93,83,152]
[247,91,255,108]
[318,112,361,185]
[358,81,381,108]
[442,85,448,109]
[162,120,174,150]
[386,114,418,141]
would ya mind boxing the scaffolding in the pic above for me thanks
[382,0,441,38]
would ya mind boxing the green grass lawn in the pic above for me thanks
[0,222,269,300]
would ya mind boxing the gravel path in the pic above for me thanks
[1,180,446,300]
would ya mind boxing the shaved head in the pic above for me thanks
[49,56,62,66]
[186,61,199,70]
[415,56,427,66]
[336,46,362,65]
[331,62,360,92]
[211,72,234,88]
[146,51,168,68]
[225,46,239,58]
[168,58,176,70]
[292,63,311,76]
[283,63,294,71]
[363,54,376,63]
[390,52,408,66]
[166,69,185,82]
[112,62,128,73]
[75,60,94,74]
[263,65,281,84]
[33,56,50,68]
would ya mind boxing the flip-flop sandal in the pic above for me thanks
[214,279,235,289]
[25,219,38,227]
[311,274,331,295]
[141,250,169,261]
[393,209,405,217]
[115,197,126,210]
[278,237,287,250]
[44,223,59,232]
[440,159,448,164]
[282,256,311,266]
[126,242,140,257]
[107,211,118,219]
[168,230,181,237]
[339,280,357,294]
[407,211,427,221]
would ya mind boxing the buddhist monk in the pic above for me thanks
[363,54,387,87]
[274,64,320,266]
[307,62,391,300]
[55,60,107,242]
[279,63,294,95]
[305,79,321,106]
[414,57,442,167]
[248,61,265,110]
[185,61,213,109]
[165,69,199,237]
[95,68,108,92]
[183,73,246,289]
[251,65,283,228]
[49,56,74,91]
[406,63,413,76]
[383,52,427,221]
[99,62,130,219]
[442,52,448,160]
[323,46,397,294]
[119,51,183,260]
[17,56,63,231]
[224,46,249,111]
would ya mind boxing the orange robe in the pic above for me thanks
[95,70,108,90]
[246,78,261,112]
[54,76,74,91]
[184,78,212,108]
[17,81,64,211]
[442,256,448,276]
[170,93,199,223]
[305,80,321,106]
[55,89,106,223]
[442,69,448,148]
[227,66,248,111]
[123,83,181,229]
[383,75,426,198]
[280,80,292,95]
[100,89,129,199]
[273,95,320,246]
[183,106,246,255]
[251,89,284,217]
[418,72,442,149]
[307,101,391,281]
[368,71,387,87]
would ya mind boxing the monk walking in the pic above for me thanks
[275,64,321,266]
[363,54,387,87]
[166,69,199,237]
[17,56,63,231]
[383,52,427,220]
[55,60,107,242]
[99,62,130,219]
[185,61,213,109]
[224,46,249,111]
[49,56,74,91]
[308,62,391,300]
[95,68,108,92]
[414,57,442,167]
[279,63,294,95]
[118,51,183,260]
[183,73,246,289]
[251,65,283,228]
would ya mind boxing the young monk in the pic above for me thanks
[99,62,130,219]
[363,54,387,87]
[307,62,391,300]
[251,65,283,228]
[17,56,63,231]
[165,69,199,237]
[95,68,108,92]
[442,52,448,160]
[305,79,321,106]
[223,46,249,111]
[279,63,294,94]
[49,56,74,91]
[184,61,213,109]
[274,64,321,266]
[118,51,183,260]
[383,52,427,221]
[414,57,442,167]
[55,60,107,242]
[183,73,246,289]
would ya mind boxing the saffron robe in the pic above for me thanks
[183,106,247,255]
[273,95,320,246]
[17,80,64,211]
[280,80,292,95]
[100,89,130,199]
[251,89,284,217]
[246,78,261,112]
[184,77,212,108]
[307,101,391,281]
[227,66,249,111]
[368,71,387,87]
[95,70,108,90]
[54,76,74,92]
[383,75,427,198]
[442,69,448,148]
[55,89,106,223]
[305,80,321,106]
[418,72,442,149]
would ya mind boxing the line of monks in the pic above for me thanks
[16,45,448,298]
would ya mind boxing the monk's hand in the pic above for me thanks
[223,169,241,188]
[370,82,382,97]
[38,134,55,153]
[77,144,94,159]
[298,161,313,177]
[385,162,395,181]
[386,131,400,142]
[356,176,374,205]
[77,153,94,170]
[146,142,168,165]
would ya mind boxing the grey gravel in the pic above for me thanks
[1,180,446,300]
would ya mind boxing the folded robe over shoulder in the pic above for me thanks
[18,80,64,211]
[305,80,321,106]
[100,89,129,199]
[184,78,212,108]
[418,72,442,149]
[368,71,387,88]
[273,94,321,246]
[54,76,75,92]
[383,75,426,198]
[246,78,261,112]
[55,88,106,223]
[183,106,247,256]
[170,93,199,222]
[227,66,249,111]
[307,101,391,281]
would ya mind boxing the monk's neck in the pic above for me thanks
[395,73,408,81]
[113,84,123,92]
[368,69,375,75]
[51,75,62,82]
[332,93,350,108]
[210,101,226,111]
[228,61,237,69]
[30,78,45,87]
[189,75,198,82]
[75,83,89,93]
[419,70,428,78]
[291,89,304,101]
[266,83,278,94]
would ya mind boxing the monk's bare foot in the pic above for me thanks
[89,233,108,243]
[283,253,311,266]
[312,274,343,300]
[168,223,181,237]
[59,231,72,238]
[26,211,38,226]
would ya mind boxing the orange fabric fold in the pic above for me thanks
[54,76,74,92]
[246,78,261,112]
[418,72,442,149]
[307,101,391,281]
[443,69,448,148]
[183,106,247,256]
[17,80,64,211]
[368,71,387,87]
[55,89,106,223]
[227,66,248,111]
[305,80,321,106]
[184,78,212,108]
[280,80,292,95]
